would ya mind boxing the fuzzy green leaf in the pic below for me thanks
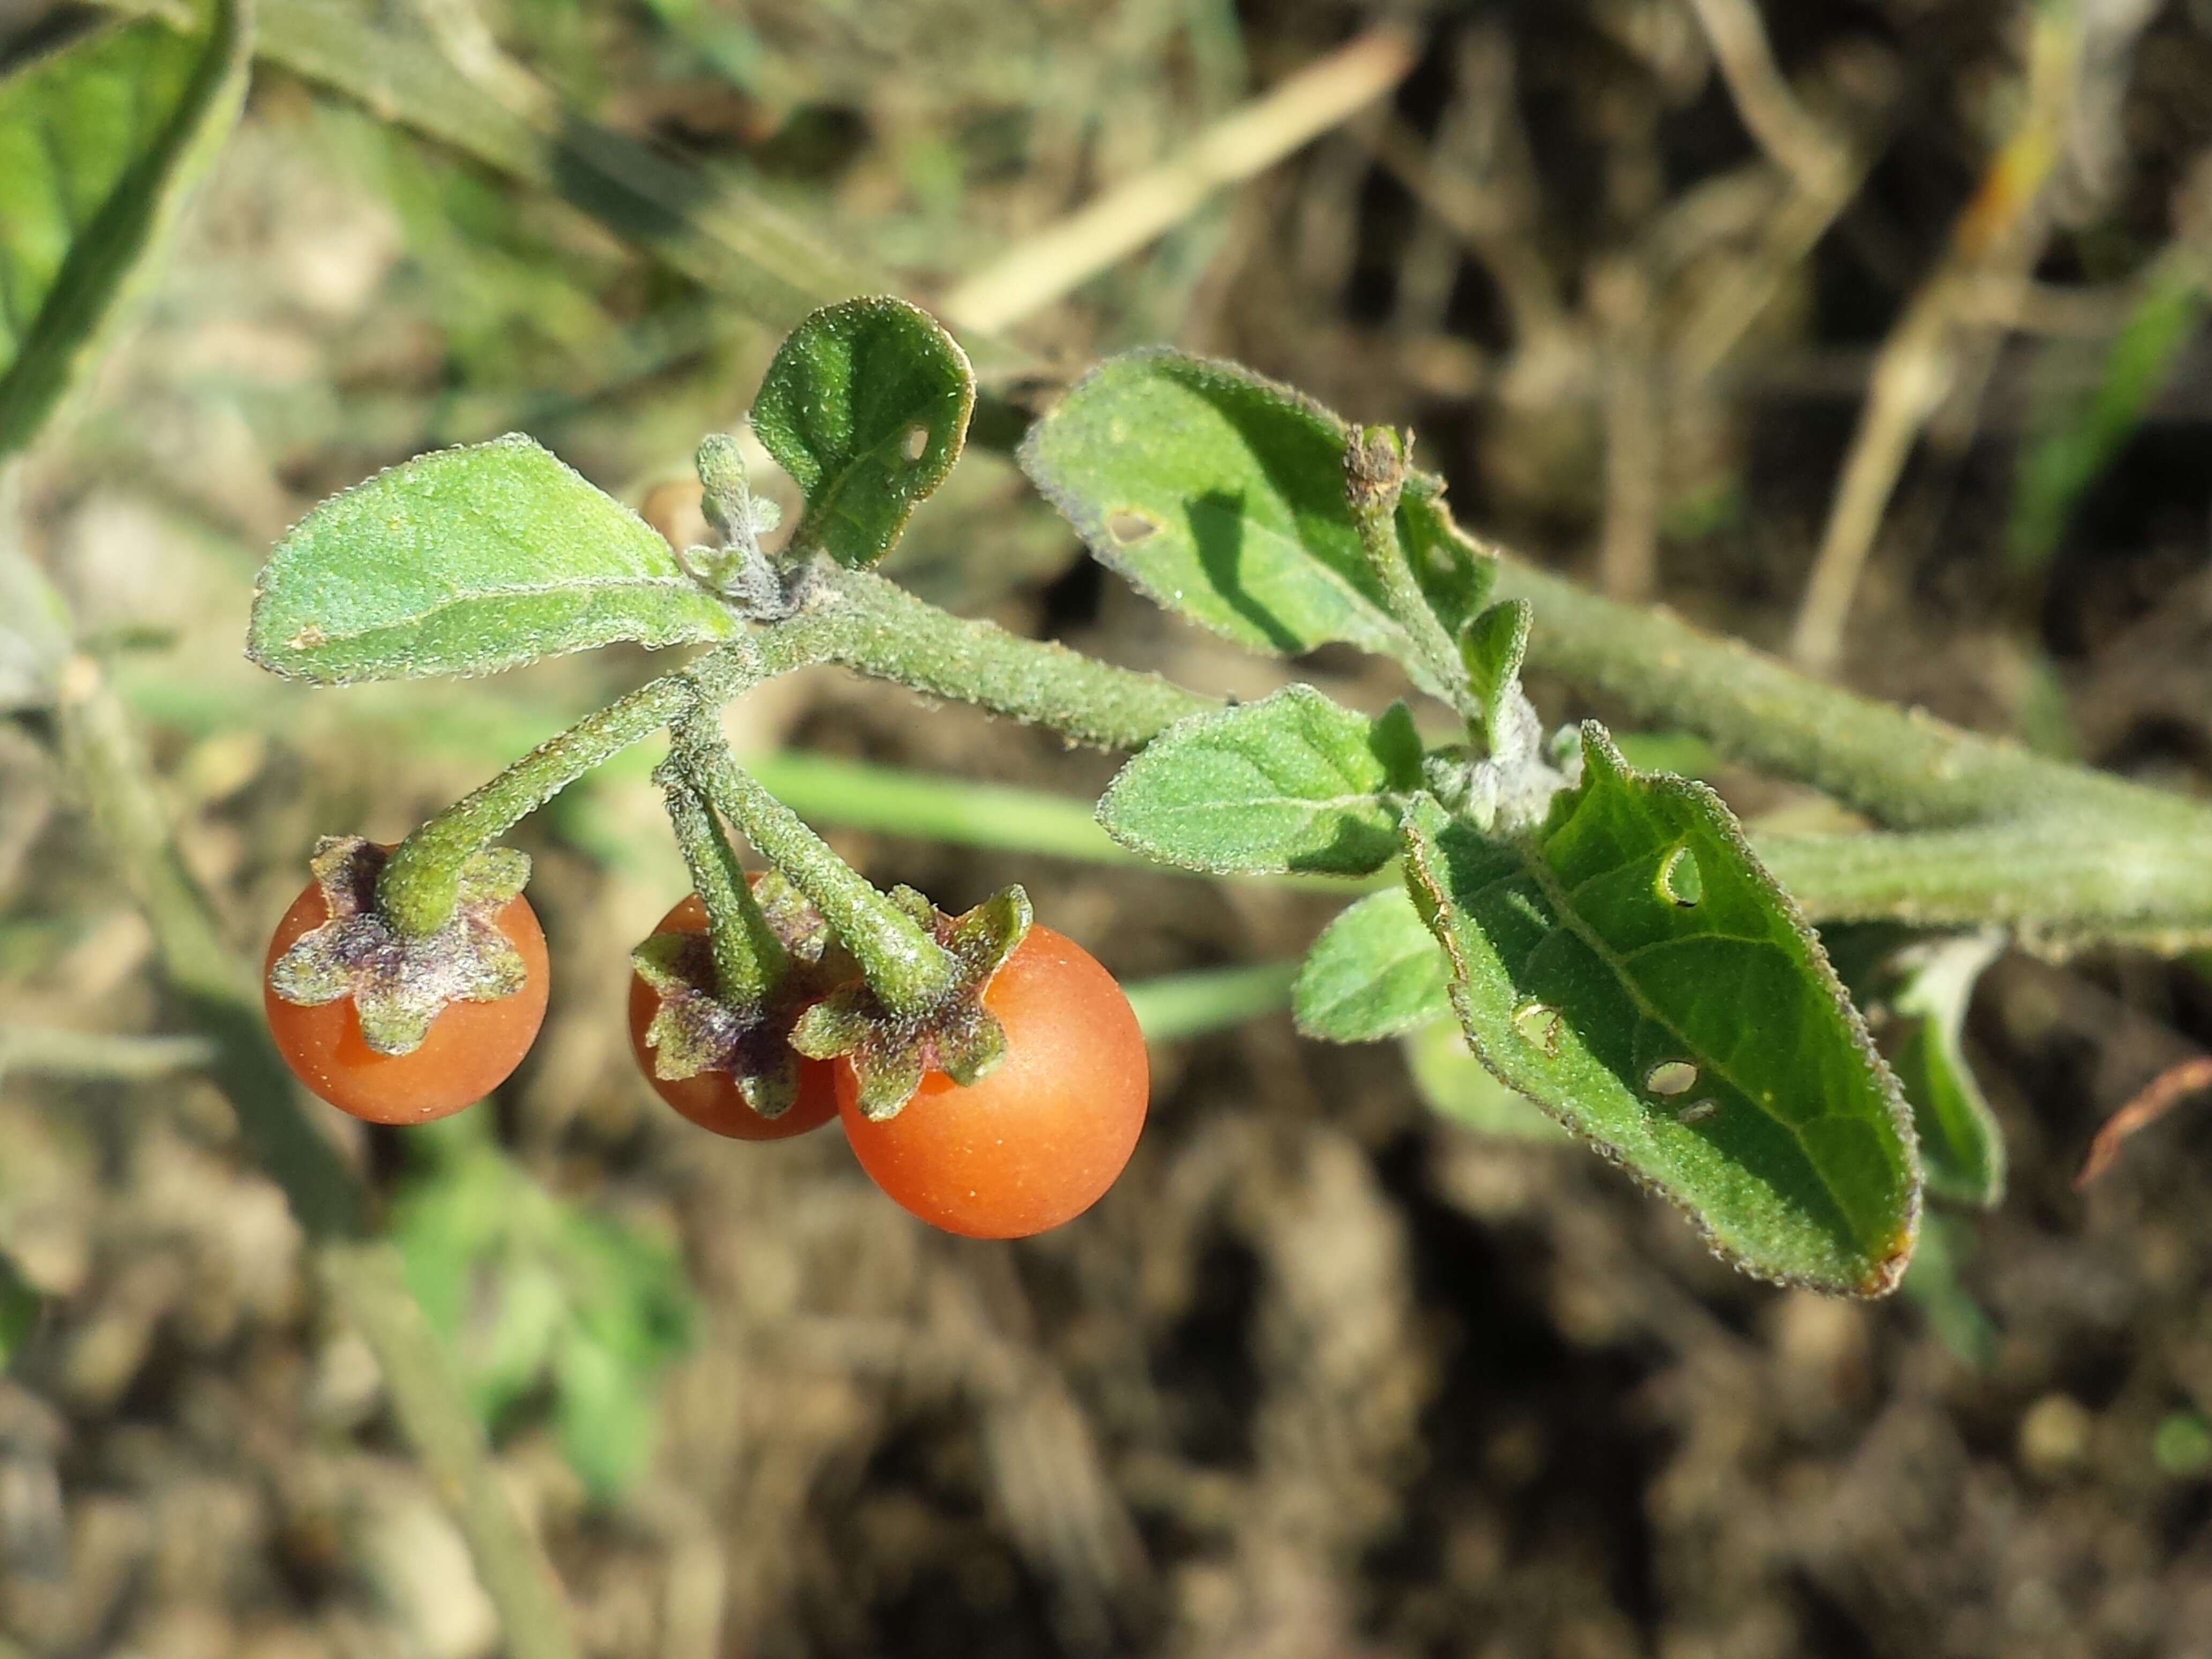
[1826,926,2005,1209]
[1400,730,1922,1296]
[1017,350,1490,686]
[750,296,974,567]
[1460,600,1532,749]
[0,0,251,457]
[1403,1020,1568,1142]
[249,434,738,683]
[1098,686,1422,877]
[1294,887,1452,1042]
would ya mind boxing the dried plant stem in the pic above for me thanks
[1592,257,1663,603]
[1683,0,1854,197]
[2076,1056,2212,1187]
[941,25,1420,332]
[1789,4,2081,674]
[1672,0,1866,384]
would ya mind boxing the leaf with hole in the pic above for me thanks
[1098,686,1422,877]
[1400,728,1922,1295]
[0,0,251,457]
[1018,349,1491,693]
[750,296,974,568]
[1825,925,2005,1209]
[249,434,739,683]
[1295,887,1452,1042]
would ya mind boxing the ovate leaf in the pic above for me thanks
[1460,600,1531,748]
[0,0,251,457]
[1400,730,1921,1296]
[1018,350,1490,688]
[1403,1019,1567,1142]
[1825,926,2005,1209]
[751,296,974,567]
[1294,887,1452,1042]
[1097,686,1421,876]
[249,434,738,682]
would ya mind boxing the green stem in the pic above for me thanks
[1125,961,1301,1042]
[671,715,960,1016]
[1755,820,2212,949]
[1344,427,1469,711]
[378,645,747,937]
[815,566,1215,749]
[377,619,842,938]
[1491,554,2194,835]
[658,775,787,1004]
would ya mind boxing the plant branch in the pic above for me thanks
[1485,549,2193,834]
[781,542,2212,943]
[377,622,841,937]
[674,717,960,1017]
[1682,0,1855,198]
[811,566,1216,748]
[1345,428,1470,707]
[658,778,787,1005]
[1754,820,2212,952]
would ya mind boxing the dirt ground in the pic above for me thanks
[5,2,2212,1656]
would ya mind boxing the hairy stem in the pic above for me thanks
[1344,427,1470,711]
[1125,961,1303,1042]
[1755,819,2212,952]
[674,718,960,1016]
[377,619,843,938]
[1488,551,2199,836]
[659,776,787,1004]
[814,566,1215,748]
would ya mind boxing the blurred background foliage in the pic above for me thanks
[6,0,2212,1655]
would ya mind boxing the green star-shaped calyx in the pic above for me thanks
[267,836,532,1056]
[631,872,844,1119]
[789,885,1032,1121]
